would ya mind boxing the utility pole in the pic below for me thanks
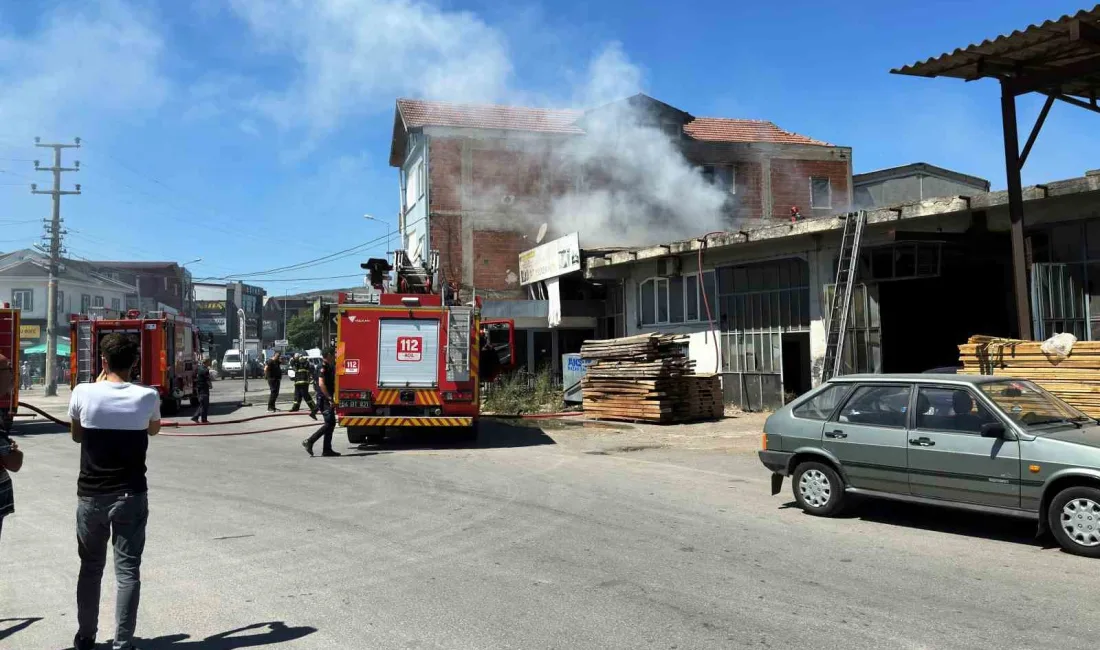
[283,290,288,343]
[31,137,81,397]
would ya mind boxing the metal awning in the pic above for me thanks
[892,6,1100,107]
[892,5,1100,341]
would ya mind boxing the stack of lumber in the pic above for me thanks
[580,334,721,423]
[958,335,1100,417]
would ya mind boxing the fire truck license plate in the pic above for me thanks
[396,336,422,362]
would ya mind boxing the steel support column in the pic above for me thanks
[1000,83,1032,340]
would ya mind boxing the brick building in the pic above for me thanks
[389,94,852,299]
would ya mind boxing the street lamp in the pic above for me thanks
[364,214,391,255]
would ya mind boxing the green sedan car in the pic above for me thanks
[759,374,1100,557]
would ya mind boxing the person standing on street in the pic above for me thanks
[190,358,213,424]
[69,333,162,650]
[265,352,282,413]
[302,348,339,457]
[289,354,317,419]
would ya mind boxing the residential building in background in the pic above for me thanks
[0,249,135,351]
[84,261,195,316]
[853,162,990,210]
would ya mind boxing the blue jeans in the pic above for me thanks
[77,492,148,649]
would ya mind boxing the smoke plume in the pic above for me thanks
[230,0,732,247]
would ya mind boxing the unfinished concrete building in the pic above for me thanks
[388,94,850,377]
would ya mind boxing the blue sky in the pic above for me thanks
[0,0,1095,295]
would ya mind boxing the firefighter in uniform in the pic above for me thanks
[290,354,318,418]
[301,347,339,457]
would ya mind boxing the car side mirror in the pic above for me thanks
[981,422,1007,439]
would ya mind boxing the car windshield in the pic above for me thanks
[225,353,240,362]
[978,380,1091,429]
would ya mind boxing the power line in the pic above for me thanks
[77,140,335,254]
[205,217,417,281]
[253,273,365,283]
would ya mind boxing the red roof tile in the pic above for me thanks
[395,98,832,146]
[397,98,584,135]
[683,117,831,146]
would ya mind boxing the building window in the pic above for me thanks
[661,121,681,139]
[93,296,104,308]
[111,297,121,310]
[810,177,832,208]
[81,294,91,312]
[11,289,32,312]
[640,271,718,327]
[638,278,667,326]
[701,165,736,194]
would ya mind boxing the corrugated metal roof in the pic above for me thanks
[892,6,1100,100]
[684,117,831,146]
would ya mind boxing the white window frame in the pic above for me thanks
[638,277,671,326]
[701,165,736,195]
[111,297,121,310]
[810,176,832,209]
[682,270,717,322]
[81,294,91,312]
[11,289,32,312]
[93,295,105,308]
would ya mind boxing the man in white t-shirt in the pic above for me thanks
[69,333,161,650]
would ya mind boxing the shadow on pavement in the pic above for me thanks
[0,617,42,642]
[142,622,316,649]
[785,497,1052,548]
[352,418,556,453]
[9,419,68,437]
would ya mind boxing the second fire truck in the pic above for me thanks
[332,254,514,445]
[70,309,202,414]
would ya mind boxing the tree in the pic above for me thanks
[286,312,321,351]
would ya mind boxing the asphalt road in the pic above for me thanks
[2,381,1099,649]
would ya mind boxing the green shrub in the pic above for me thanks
[483,367,563,414]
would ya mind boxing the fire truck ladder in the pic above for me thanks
[392,249,434,293]
[821,210,867,382]
[446,307,472,382]
[75,319,95,384]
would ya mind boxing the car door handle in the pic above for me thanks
[909,437,935,447]
[825,430,847,439]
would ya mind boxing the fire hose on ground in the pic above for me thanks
[13,401,584,437]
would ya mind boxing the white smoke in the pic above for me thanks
[229,0,731,246]
[550,44,729,246]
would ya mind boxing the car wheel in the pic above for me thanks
[1048,486,1100,558]
[791,461,846,517]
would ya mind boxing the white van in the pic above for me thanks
[222,350,244,379]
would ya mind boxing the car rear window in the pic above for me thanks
[792,384,851,420]
[225,353,240,362]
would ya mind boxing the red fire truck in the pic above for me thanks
[70,310,202,414]
[0,306,21,432]
[333,256,514,444]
